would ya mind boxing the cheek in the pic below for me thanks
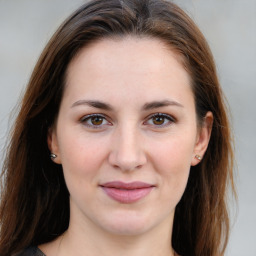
[151,133,195,170]
[150,134,195,198]
[58,133,111,209]
[57,130,109,183]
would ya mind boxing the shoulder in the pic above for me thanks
[14,246,46,256]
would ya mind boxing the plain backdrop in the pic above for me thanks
[0,1,255,255]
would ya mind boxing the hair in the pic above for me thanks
[0,0,235,255]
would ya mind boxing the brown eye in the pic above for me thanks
[145,113,175,127]
[91,116,104,125]
[81,114,111,129]
[152,116,165,125]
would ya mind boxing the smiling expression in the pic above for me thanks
[48,36,211,236]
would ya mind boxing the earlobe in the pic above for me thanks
[47,127,62,164]
[191,111,213,166]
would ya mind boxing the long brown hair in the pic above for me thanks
[0,0,235,255]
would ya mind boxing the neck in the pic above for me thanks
[58,211,175,256]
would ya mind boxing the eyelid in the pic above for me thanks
[79,112,175,129]
[80,113,105,121]
[144,113,176,127]
[80,113,112,128]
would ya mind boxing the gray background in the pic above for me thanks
[0,0,255,255]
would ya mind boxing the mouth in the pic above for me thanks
[99,181,155,204]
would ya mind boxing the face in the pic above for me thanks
[49,37,212,237]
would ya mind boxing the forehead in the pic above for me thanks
[67,36,187,78]
[64,36,193,107]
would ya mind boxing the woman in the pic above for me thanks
[0,0,235,255]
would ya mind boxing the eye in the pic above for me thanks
[145,113,175,127]
[80,114,111,129]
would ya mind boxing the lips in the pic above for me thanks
[100,181,155,203]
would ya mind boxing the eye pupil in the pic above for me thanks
[153,116,165,125]
[91,116,103,125]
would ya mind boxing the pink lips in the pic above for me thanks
[100,181,155,203]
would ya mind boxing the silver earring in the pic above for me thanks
[50,153,57,159]
[195,155,202,161]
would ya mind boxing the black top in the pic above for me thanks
[15,247,46,256]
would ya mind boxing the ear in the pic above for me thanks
[191,111,213,166]
[47,127,62,164]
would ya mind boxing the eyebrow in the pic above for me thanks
[142,100,184,111]
[71,100,113,110]
[71,99,183,111]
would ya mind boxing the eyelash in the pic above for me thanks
[80,114,112,129]
[80,113,175,129]
[144,113,175,128]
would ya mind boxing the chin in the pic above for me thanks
[98,210,156,236]
[105,222,150,236]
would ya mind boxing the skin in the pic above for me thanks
[42,37,212,256]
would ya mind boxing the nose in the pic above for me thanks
[108,126,147,172]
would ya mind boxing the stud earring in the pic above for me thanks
[50,153,57,159]
[195,155,202,161]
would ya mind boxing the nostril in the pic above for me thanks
[108,141,147,171]
[112,163,144,172]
